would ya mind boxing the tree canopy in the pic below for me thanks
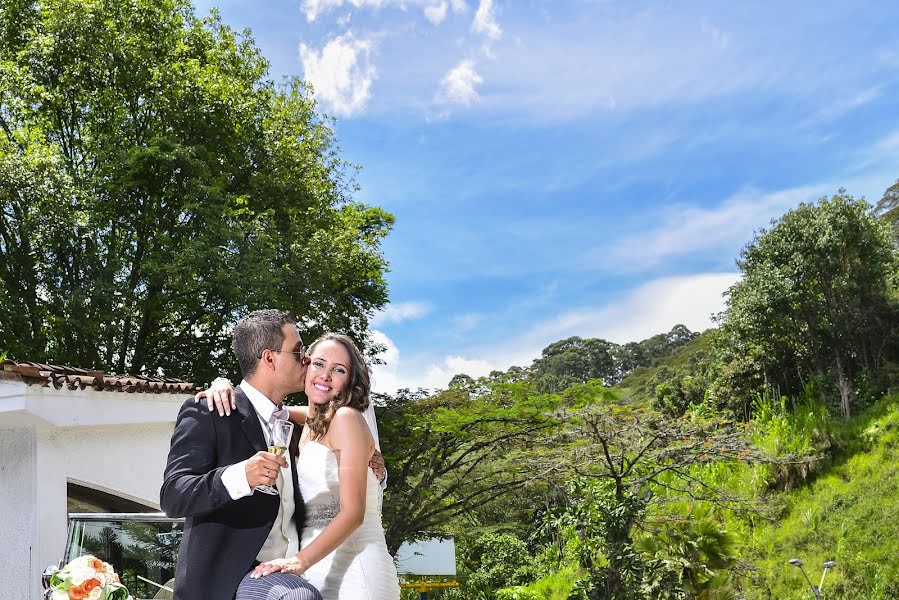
[722,191,898,417]
[0,0,393,384]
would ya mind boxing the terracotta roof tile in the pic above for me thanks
[1,360,201,394]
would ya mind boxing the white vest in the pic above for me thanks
[256,450,299,561]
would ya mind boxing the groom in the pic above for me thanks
[160,309,321,600]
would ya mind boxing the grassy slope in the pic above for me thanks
[615,334,899,597]
[740,395,899,599]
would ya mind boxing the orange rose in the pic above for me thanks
[89,558,106,571]
[82,578,101,592]
[69,584,89,600]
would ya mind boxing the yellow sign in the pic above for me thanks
[399,578,459,592]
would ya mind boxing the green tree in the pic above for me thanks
[377,382,558,555]
[876,178,899,240]
[0,0,392,384]
[461,533,537,598]
[530,383,781,599]
[532,336,618,391]
[637,505,738,600]
[531,326,699,393]
[721,191,898,417]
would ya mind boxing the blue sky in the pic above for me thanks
[194,0,899,393]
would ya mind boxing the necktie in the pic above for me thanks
[272,405,289,422]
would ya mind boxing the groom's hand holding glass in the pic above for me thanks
[245,449,287,490]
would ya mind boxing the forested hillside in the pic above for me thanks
[379,188,899,599]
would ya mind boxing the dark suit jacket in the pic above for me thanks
[160,387,305,600]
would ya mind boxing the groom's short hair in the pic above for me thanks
[232,309,296,377]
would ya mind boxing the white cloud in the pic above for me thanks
[601,184,828,271]
[471,0,501,40]
[302,0,343,21]
[424,1,448,25]
[300,32,376,117]
[523,273,740,346]
[301,0,391,22]
[436,59,483,105]
[803,85,882,125]
[302,0,463,22]
[370,301,432,326]
[370,330,497,394]
[450,0,468,13]
[371,272,741,394]
[369,330,403,394]
[424,355,495,386]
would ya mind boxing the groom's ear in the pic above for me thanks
[258,349,276,371]
[302,356,311,366]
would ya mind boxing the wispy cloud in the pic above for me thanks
[699,18,729,49]
[853,127,899,173]
[449,0,468,13]
[802,85,883,125]
[370,301,431,326]
[300,32,376,117]
[424,1,448,25]
[471,0,501,40]
[436,59,483,105]
[301,0,466,22]
[599,184,828,272]
[301,0,386,22]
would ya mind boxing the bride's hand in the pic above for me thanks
[193,377,236,416]
[251,554,309,578]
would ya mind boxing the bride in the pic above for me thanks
[200,333,399,600]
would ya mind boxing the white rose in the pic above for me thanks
[69,567,93,586]
[67,555,93,570]
[88,586,103,600]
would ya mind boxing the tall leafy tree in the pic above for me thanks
[876,178,899,240]
[0,0,393,383]
[377,382,558,555]
[721,191,898,417]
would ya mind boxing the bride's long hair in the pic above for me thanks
[305,332,371,441]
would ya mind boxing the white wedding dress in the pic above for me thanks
[298,441,400,600]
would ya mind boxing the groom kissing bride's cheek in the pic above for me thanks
[161,309,399,600]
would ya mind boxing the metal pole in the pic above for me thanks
[819,565,830,595]
[797,564,819,600]
[419,592,427,600]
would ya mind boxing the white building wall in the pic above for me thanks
[0,425,37,600]
[0,379,187,599]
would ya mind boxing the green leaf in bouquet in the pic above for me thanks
[49,570,70,590]
[102,581,132,600]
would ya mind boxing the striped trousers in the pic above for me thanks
[236,572,322,600]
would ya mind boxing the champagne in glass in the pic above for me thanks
[255,419,294,495]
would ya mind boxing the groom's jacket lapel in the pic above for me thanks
[235,386,268,453]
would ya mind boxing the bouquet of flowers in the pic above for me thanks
[48,555,133,600]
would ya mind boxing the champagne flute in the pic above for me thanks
[256,419,294,495]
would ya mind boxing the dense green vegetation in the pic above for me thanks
[3,1,898,597]
[381,189,899,599]
[0,0,393,384]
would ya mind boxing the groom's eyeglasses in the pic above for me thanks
[265,349,306,361]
